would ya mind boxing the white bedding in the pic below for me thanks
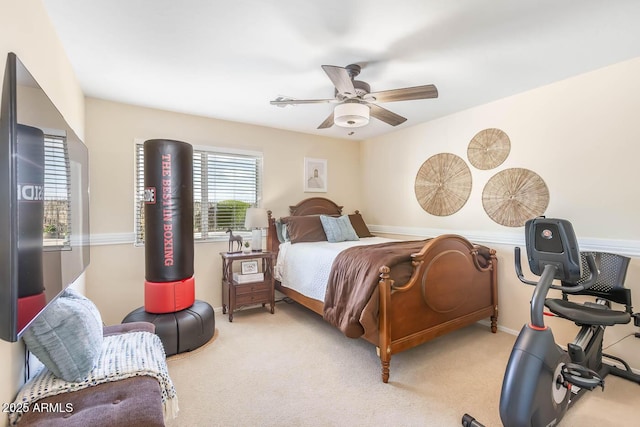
[274,237,397,302]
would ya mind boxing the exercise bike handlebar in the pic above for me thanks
[514,247,599,293]
[514,247,537,286]
[516,248,599,329]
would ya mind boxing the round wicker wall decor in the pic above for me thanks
[482,168,549,227]
[414,153,472,216]
[467,128,511,170]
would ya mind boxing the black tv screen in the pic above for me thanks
[0,52,90,342]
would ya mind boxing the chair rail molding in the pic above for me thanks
[91,227,640,257]
[368,225,640,258]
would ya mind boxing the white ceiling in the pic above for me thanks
[41,0,640,141]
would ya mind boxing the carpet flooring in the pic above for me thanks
[165,300,639,427]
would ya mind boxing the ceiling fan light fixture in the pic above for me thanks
[334,102,370,128]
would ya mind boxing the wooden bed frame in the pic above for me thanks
[267,197,498,383]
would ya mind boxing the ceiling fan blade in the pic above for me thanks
[368,84,438,103]
[369,104,407,126]
[317,111,334,129]
[270,97,336,107]
[321,65,356,98]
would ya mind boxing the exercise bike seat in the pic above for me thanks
[544,251,633,327]
[545,298,631,326]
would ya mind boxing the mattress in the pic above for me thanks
[274,236,396,301]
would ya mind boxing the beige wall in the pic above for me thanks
[361,57,640,238]
[84,98,361,324]
[0,1,85,425]
[361,57,640,370]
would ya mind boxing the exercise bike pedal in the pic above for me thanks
[562,363,604,391]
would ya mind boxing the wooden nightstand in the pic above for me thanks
[220,251,276,322]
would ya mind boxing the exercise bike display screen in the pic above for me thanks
[534,223,563,253]
[525,217,581,282]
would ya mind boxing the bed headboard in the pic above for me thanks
[289,197,343,216]
[266,197,343,253]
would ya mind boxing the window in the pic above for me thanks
[43,134,71,248]
[135,143,262,244]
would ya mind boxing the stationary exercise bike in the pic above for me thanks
[497,217,640,427]
[463,217,640,427]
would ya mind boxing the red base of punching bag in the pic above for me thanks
[18,292,47,331]
[145,276,195,314]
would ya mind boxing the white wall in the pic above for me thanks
[0,1,85,425]
[361,57,640,370]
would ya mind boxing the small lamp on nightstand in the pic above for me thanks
[244,207,268,252]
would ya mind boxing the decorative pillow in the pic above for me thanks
[281,215,327,243]
[275,219,289,243]
[348,212,374,238]
[320,215,360,243]
[22,288,103,382]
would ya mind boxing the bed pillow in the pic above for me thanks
[348,212,374,238]
[275,219,289,243]
[281,215,327,243]
[22,288,104,382]
[320,215,360,243]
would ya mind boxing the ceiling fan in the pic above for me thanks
[270,64,438,129]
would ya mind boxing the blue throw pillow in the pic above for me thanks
[275,219,289,243]
[22,288,103,382]
[320,215,360,243]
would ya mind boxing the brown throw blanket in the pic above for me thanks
[323,240,428,338]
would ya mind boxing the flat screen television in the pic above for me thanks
[0,52,90,342]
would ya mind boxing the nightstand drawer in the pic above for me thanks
[235,291,270,306]
[235,282,271,295]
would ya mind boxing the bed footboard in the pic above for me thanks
[374,234,498,383]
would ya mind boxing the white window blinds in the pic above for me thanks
[43,134,71,247]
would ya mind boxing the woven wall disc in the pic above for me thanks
[414,153,472,216]
[482,168,549,227]
[467,128,511,170]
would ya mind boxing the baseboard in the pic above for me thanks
[476,319,520,336]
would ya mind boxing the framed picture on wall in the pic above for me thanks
[304,157,327,192]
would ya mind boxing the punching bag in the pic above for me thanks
[143,139,195,313]
[125,138,214,356]
[16,124,46,330]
